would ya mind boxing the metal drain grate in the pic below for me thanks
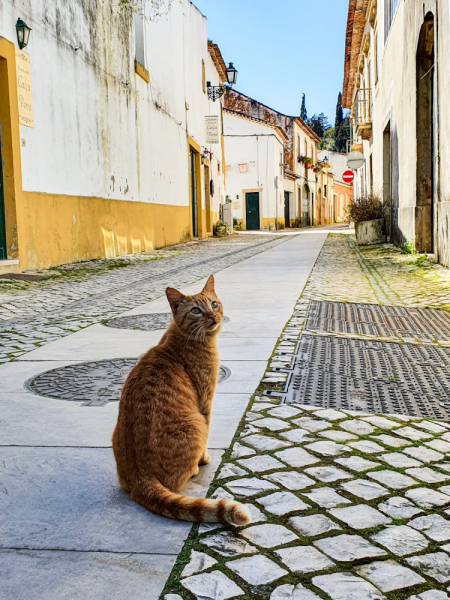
[106,313,230,331]
[28,359,231,406]
[284,335,450,419]
[305,301,450,343]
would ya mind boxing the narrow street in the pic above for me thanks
[3,228,450,598]
[2,0,450,597]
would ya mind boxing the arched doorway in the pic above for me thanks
[303,185,310,227]
[415,12,435,253]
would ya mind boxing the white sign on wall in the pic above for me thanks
[15,49,34,128]
[205,116,219,143]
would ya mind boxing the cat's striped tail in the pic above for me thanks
[130,477,252,525]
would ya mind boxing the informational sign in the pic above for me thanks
[15,49,34,128]
[342,170,355,183]
[347,151,365,170]
[205,116,219,143]
[238,164,248,174]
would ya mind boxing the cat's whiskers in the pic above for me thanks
[188,322,203,343]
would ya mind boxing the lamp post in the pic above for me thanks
[16,18,32,50]
[207,63,238,102]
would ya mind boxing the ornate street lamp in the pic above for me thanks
[16,18,32,50]
[207,62,238,102]
[225,62,238,86]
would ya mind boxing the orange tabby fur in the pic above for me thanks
[112,275,251,526]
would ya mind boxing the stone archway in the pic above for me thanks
[415,12,435,253]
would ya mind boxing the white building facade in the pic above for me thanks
[0,0,227,272]
[224,90,320,229]
[223,110,287,230]
[343,0,450,263]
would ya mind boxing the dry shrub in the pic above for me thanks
[346,192,390,224]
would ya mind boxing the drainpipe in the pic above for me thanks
[275,176,279,231]
[435,0,440,264]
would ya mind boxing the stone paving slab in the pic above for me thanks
[0,447,222,553]
[0,549,176,600]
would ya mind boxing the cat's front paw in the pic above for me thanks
[199,451,211,465]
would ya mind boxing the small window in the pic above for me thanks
[217,162,220,174]
[134,13,145,67]
[324,184,327,198]
[385,0,400,40]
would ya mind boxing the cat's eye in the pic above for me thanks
[191,307,201,315]
[211,302,218,309]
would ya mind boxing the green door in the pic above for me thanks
[245,192,260,230]
[284,191,290,227]
[0,143,7,260]
[190,149,198,237]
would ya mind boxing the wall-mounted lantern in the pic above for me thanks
[225,63,238,86]
[16,18,32,50]
[207,62,238,102]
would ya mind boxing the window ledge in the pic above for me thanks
[135,60,149,83]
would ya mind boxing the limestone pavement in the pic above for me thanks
[4,229,450,599]
[0,235,288,364]
[0,228,329,600]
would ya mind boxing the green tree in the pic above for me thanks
[300,94,307,121]
[319,127,337,151]
[335,92,344,133]
[335,112,350,153]
[307,113,330,139]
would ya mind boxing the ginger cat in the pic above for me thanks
[112,275,251,526]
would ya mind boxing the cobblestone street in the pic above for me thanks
[162,233,450,600]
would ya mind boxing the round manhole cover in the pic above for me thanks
[105,313,230,331]
[28,359,231,406]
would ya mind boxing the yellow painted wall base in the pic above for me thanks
[17,192,192,270]
[261,218,285,230]
[211,211,220,226]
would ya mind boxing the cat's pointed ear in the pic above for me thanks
[166,287,186,313]
[202,275,216,295]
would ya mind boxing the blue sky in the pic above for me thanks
[193,0,349,125]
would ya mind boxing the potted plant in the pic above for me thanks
[214,220,228,237]
[346,192,390,245]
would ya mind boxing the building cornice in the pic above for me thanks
[342,0,370,109]
[208,42,227,83]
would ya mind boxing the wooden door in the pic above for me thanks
[204,165,212,234]
[0,143,6,260]
[284,191,290,227]
[190,149,198,237]
[245,192,260,230]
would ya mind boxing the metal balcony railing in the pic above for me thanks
[355,88,372,126]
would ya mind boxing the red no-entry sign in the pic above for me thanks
[343,170,355,184]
